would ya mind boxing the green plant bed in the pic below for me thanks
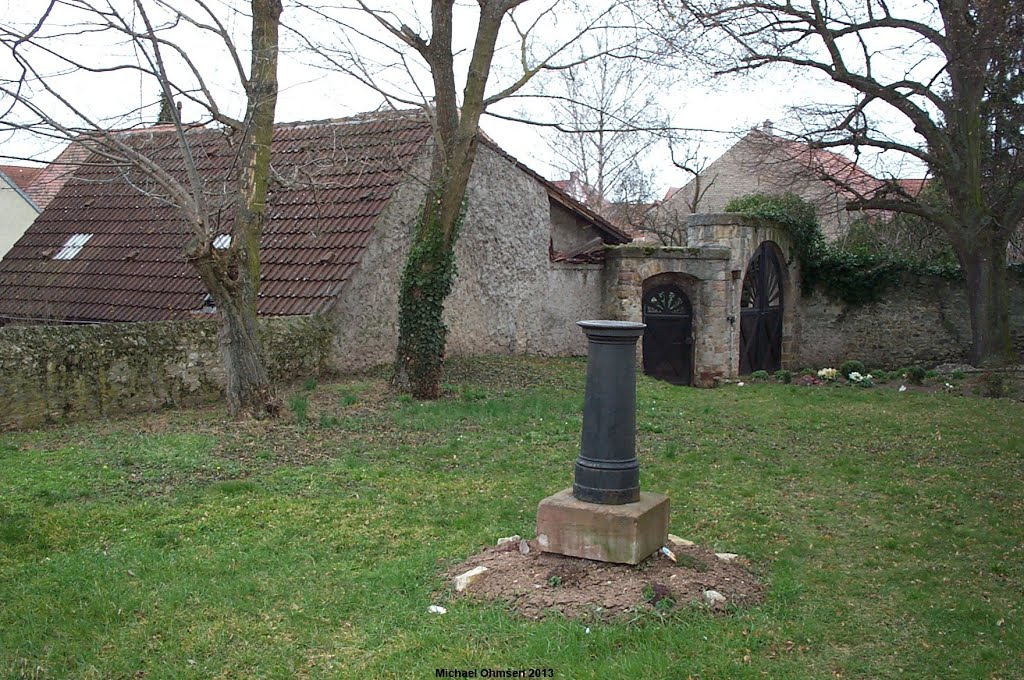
[1,357,1022,678]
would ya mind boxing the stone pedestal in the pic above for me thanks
[536,488,669,565]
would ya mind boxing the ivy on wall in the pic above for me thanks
[725,193,962,305]
[394,203,464,396]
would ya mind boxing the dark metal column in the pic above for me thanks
[573,320,646,505]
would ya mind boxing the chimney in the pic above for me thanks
[762,120,773,134]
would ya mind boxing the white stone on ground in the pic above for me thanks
[428,605,447,614]
[703,590,726,604]
[667,534,695,547]
[715,552,739,562]
[518,539,530,555]
[453,566,490,592]
[496,535,521,547]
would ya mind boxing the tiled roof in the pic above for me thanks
[0,111,433,323]
[20,143,94,210]
[766,132,885,201]
[896,178,929,197]
[0,110,625,324]
[0,165,43,195]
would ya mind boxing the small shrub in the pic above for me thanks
[338,392,358,407]
[982,372,1010,398]
[906,366,927,385]
[797,375,822,386]
[818,367,839,381]
[750,370,770,382]
[950,369,966,380]
[302,377,318,392]
[774,369,793,384]
[840,360,866,379]
[288,394,309,424]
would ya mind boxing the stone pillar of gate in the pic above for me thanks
[535,320,669,565]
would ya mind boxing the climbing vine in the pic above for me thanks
[725,193,962,305]
[394,202,464,398]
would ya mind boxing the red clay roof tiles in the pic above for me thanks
[0,111,433,323]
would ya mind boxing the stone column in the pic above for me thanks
[573,320,645,504]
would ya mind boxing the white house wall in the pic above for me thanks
[0,176,40,260]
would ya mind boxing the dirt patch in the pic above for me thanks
[446,539,764,621]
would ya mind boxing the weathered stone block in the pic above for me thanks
[535,488,669,565]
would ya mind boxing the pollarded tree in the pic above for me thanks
[0,0,284,416]
[663,0,1024,365]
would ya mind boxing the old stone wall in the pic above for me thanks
[327,143,604,370]
[794,271,1024,368]
[604,244,732,386]
[0,316,334,429]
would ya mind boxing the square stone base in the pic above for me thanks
[535,488,670,565]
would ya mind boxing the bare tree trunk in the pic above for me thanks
[195,257,277,416]
[199,0,282,417]
[959,241,1014,366]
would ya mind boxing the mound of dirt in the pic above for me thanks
[447,538,765,621]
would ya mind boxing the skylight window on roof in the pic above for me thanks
[54,233,93,260]
[213,234,231,249]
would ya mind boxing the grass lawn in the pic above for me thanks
[1,357,1022,679]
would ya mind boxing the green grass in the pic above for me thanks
[1,357,1022,679]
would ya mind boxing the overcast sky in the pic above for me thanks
[0,0,930,197]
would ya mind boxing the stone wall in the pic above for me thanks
[327,142,605,370]
[794,270,1024,369]
[0,316,334,429]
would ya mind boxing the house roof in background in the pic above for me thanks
[0,111,434,323]
[0,165,43,194]
[764,131,885,201]
[18,143,95,211]
[896,178,930,197]
[0,110,627,324]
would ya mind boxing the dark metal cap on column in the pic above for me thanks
[573,320,646,505]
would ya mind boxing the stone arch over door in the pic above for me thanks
[739,240,785,374]
[641,273,696,385]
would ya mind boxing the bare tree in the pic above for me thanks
[662,0,1024,366]
[668,141,716,214]
[0,0,285,416]
[540,28,670,208]
[296,0,634,397]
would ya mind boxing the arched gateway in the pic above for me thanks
[739,241,784,374]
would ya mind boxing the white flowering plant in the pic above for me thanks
[817,368,839,381]
[848,371,874,387]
